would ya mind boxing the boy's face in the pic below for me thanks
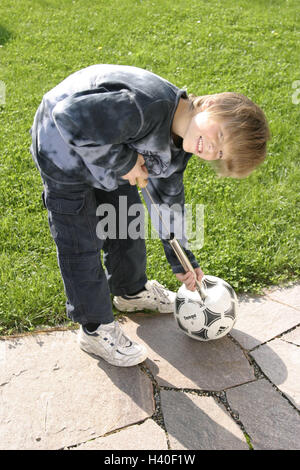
[182,110,225,161]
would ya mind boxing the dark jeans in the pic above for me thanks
[42,178,148,325]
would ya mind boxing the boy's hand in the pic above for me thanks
[175,267,204,292]
[121,154,149,187]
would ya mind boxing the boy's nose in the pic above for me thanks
[208,142,215,153]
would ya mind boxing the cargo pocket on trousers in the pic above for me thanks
[43,192,87,254]
[44,194,85,215]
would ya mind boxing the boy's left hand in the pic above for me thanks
[175,267,204,292]
[121,153,149,187]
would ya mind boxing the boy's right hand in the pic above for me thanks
[175,267,204,291]
[121,154,149,187]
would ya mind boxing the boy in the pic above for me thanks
[30,64,270,367]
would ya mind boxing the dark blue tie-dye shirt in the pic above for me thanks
[30,64,199,272]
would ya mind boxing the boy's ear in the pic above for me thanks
[201,97,216,111]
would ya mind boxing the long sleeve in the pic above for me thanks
[52,87,143,177]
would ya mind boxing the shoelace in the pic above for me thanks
[150,281,171,303]
[105,322,131,353]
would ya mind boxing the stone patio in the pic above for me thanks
[0,283,299,450]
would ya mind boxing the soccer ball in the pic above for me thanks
[174,275,238,341]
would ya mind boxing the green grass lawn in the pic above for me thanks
[0,0,299,335]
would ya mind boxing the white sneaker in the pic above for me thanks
[113,280,176,314]
[78,321,147,367]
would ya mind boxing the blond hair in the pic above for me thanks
[188,92,271,178]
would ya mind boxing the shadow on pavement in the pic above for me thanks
[92,314,287,450]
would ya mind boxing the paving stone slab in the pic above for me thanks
[73,419,168,450]
[230,294,300,350]
[251,338,300,410]
[264,283,300,310]
[226,379,300,450]
[120,314,255,391]
[160,390,248,450]
[0,331,154,450]
[280,326,300,346]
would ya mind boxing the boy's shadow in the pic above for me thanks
[94,312,288,450]
[0,25,12,45]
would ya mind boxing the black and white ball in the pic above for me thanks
[174,275,238,341]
